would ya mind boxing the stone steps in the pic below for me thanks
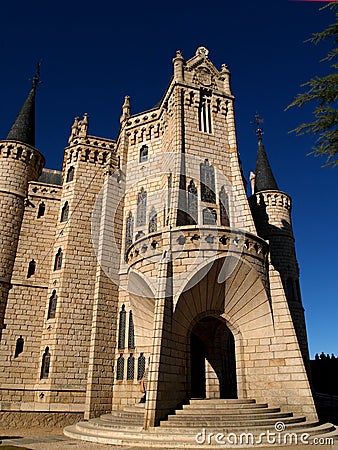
[64,398,338,448]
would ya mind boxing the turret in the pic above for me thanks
[0,68,44,339]
[249,119,310,371]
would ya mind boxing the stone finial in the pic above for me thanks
[172,50,185,82]
[196,47,209,58]
[120,96,131,123]
[68,116,79,144]
[220,64,230,74]
[249,171,256,196]
[78,113,89,138]
[220,64,231,94]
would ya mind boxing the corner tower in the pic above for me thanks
[0,71,44,339]
[249,124,311,372]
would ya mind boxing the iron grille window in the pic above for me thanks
[118,305,127,349]
[128,311,135,349]
[116,354,124,380]
[137,353,146,380]
[127,354,135,380]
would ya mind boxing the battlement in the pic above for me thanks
[0,140,45,175]
[250,190,291,211]
[64,137,116,167]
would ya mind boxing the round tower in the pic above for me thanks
[249,125,311,373]
[0,74,44,339]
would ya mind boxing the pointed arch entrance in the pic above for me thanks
[190,316,237,399]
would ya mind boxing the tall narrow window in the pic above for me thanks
[125,212,134,249]
[286,278,294,300]
[66,166,75,182]
[203,207,217,225]
[37,202,45,218]
[219,186,230,227]
[200,159,216,203]
[118,304,127,349]
[127,354,135,380]
[40,347,51,379]
[137,353,146,380]
[137,188,147,227]
[128,310,135,349]
[47,290,58,319]
[54,248,63,271]
[149,207,157,233]
[187,180,198,225]
[27,259,36,278]
[14,336,24,358]
[199,90,212,133]
[116,354,124,380]
[60,202,69,222]
[139,145,148,163]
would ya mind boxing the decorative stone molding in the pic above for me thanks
[125,226,268,265]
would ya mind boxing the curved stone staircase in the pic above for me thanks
[64,399,338,448]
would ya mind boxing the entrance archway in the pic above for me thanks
[190,316,237,399]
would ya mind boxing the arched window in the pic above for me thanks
[47,290,58,319]
[60,202,69,222]
[149,207,157,233]
[40,347,51,379]
[27,259,36,278]
[118,304,127,349]
[116,354,124,380]
[14,336,24,358]
[188,180,198,225]
[37,202,45,218]
[219,186,230,227]
[139,145,148,163]
[125,212,134,249]
[137,353,146,380]
[54,248,63,271]
[203,207,217,225]
[128,310,135,349]
[200,159,216,203]
[66,166,75,182]
[127,354,135,380]
[137,188,147,227]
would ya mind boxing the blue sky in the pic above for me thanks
[0,0,337,357]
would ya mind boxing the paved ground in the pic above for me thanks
[0,427,337,449]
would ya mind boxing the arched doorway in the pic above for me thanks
[190,316,237,399]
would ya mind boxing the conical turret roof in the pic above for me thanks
[254,135,278,193]
[6,72,39,147]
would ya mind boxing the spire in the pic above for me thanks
[6,64,41,147]
[253,114,278,193]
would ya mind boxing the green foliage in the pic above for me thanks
[287,4,338,166]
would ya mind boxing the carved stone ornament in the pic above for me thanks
[196,67,212,86]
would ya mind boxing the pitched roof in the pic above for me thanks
[254,137,279,193]
[6,79,38,147]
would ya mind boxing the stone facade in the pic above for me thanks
[0,47,317,427]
